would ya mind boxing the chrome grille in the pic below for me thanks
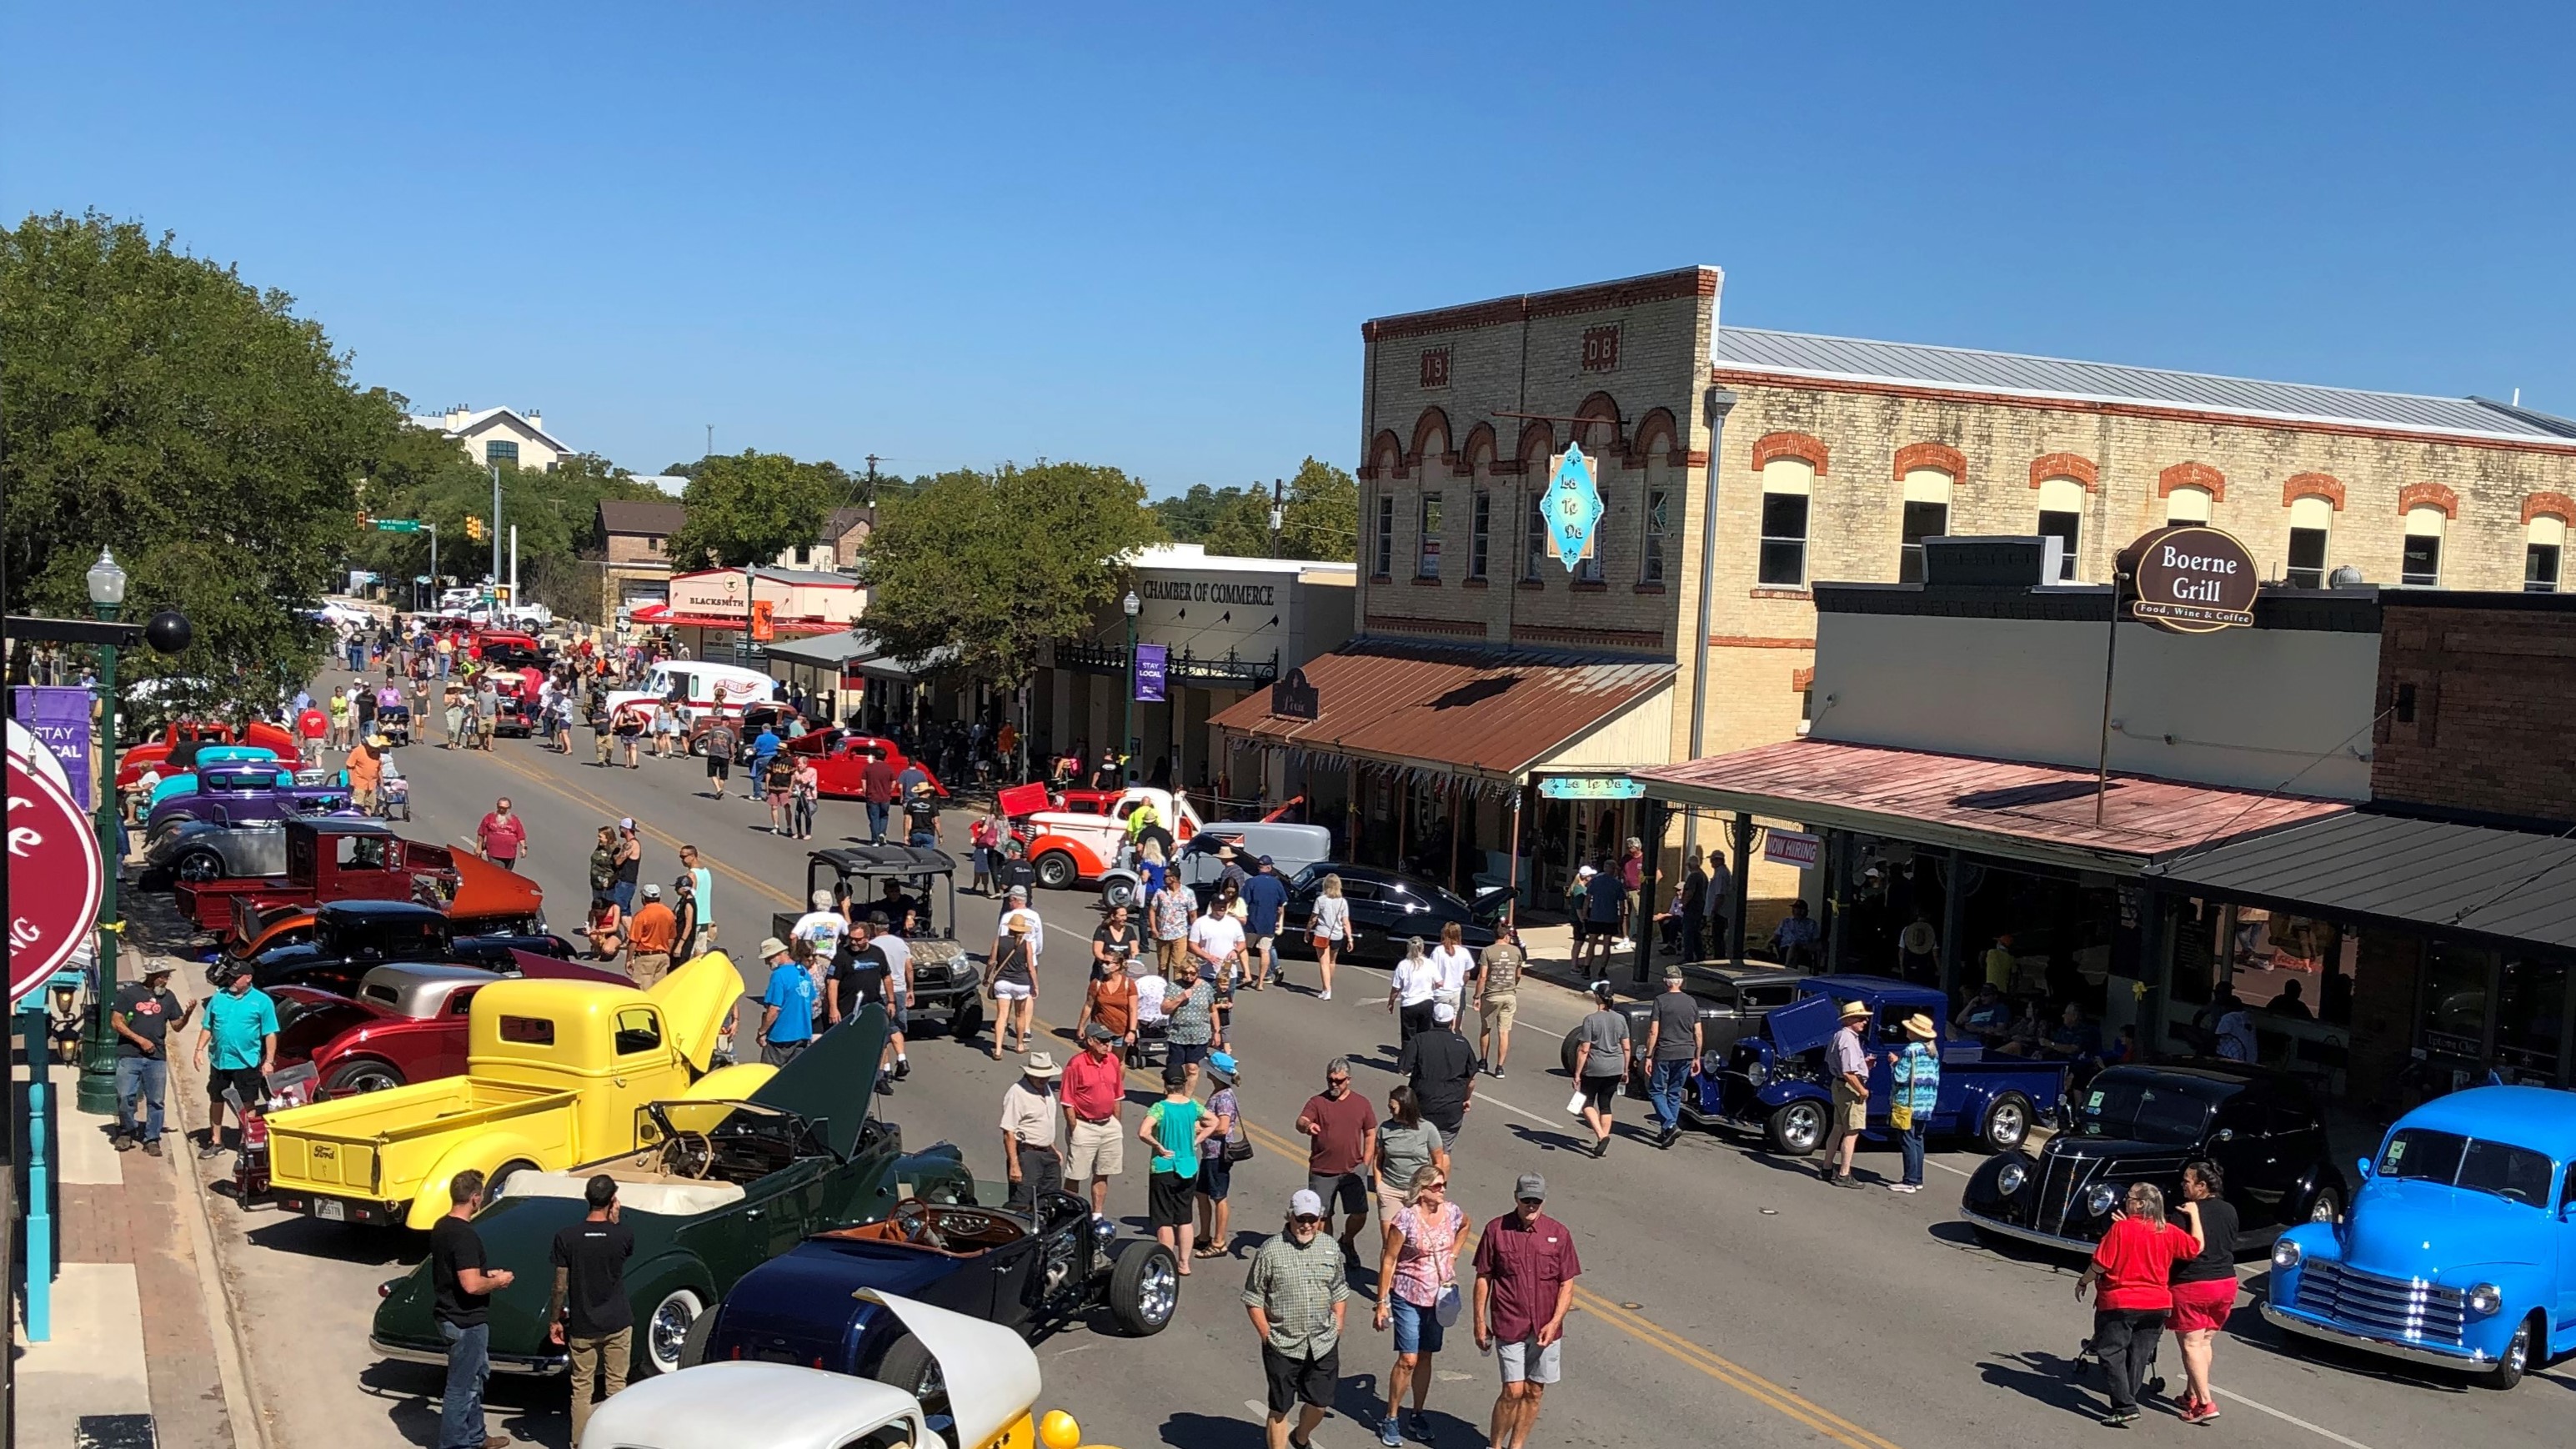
[2296,1261,2465,1346]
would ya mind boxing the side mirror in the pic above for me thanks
[2356,1156,2373,1181]
[2211,1128,2233,1144]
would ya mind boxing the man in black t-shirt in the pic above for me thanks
[832,924,893,1024]
[1396,1001,1479,1146]
[110,962,191,1155]
[1643,970,1704,1148]
[430,1168,514,1449]
[549,1175,637,1441]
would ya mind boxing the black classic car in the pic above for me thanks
[1962,1060,2348,1255]
[1556,965,1810,1092]
[234,900,576,996]
[1280,864,1512,965]
[683,1184,1177,1400]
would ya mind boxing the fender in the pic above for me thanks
[1753,1080,1829,1115]
[406,1131,554,1231]
[625,1249,718,1318]
[1025,835,1107,878]
[681,1062,777,1101]
[1950,1081,1999,1132]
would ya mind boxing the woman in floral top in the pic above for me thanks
[1163,960,1216,1091]
[1887,1011,1942,1192]
[1150,876,1195,979]
[1371,1166,1465,1446]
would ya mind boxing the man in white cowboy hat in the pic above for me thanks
[1000,1051,1064,1210]
[1822,999,1872,1187]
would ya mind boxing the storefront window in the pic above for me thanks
[2492,955,2566,1083]
[2417,940,2493,1061]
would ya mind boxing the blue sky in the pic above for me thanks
[8,3,2570,494]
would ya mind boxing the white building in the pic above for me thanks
[404,404,574,471]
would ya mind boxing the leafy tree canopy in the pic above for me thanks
[349,448,664,613]
[663,449,850,569]
[1145,457,1356,563]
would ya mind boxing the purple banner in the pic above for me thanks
[13,686,95,810]
[1133,644,1169,703]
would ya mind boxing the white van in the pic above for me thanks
[605,660,780,725]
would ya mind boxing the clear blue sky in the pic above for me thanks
[8,3,2570,494]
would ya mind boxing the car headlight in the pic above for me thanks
[2084,1183,2120,1217]
[1744,1060,1767,1086]
[2272,1239,2303,1271]
[1997,1160,2028,1196]
[2466,1283,2502,1317]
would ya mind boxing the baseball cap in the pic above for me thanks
[1515,1172,1547,1202]
[640,882,662,899]
[1576,864,1596,878]
[1081,1022,1117,1042]
[1256,855,1274,866]
[619,816,635,830]
[1161,1062,1190,1087]
[1006,885,1028,900]
[1290,1188,1326,1218]
[1431,1000,1456,1024]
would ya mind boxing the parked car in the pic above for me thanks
[687,1181,1178,1397]
[1960,1061,2346,1254]
[2263,1085,2576,1388]
[113,719,301,791]
[1020,787,1200,893]
[769,846,980,1040]
[1111,820,1331,910]
[139,751,296,813]
[144,766,354,840]
[370,1008,968,1379]
[1556,965,1811,1091]
[204,899,569,980]
[781,727,950,798]
[146,811,364,886]
[688,702,806,760]
[1694,975,2062,1156]
[271,954,619,1098]
[170,817,544,936]
[1278,863,1512,965]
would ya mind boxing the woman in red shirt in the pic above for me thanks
[2076,1182,2203,1426]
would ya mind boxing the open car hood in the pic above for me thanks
[1765,991,1843,1057]
[647,950,750,1073]
[441,847,544,923]
[745,1004,892,1161]
[865,1288,1041,1449]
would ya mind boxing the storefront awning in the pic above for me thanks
[627,604,845,636]
[1638,738,2350,873]
[2148,812,2576,950]
[759,629,880,667]
[1208,640,1673,785]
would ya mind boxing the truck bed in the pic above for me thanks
[267,1078,579,1201]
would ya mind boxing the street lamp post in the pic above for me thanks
[74,549,128,1114]
[1121,589,1140,785]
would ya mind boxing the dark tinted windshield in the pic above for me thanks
[2069,1077,2213,1146]
[2377,1128,2557,1206]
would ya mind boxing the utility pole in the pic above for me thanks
[489,463,503,594]
[1268,478,1285,557]
[705,424,714,459]
[509,524,519,611]
[865,454,882,500]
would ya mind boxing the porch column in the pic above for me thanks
[1938,846,1965,1002]
[1727,812,1752,963]
[1633,797,1665,984]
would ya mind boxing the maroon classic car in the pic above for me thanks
[273,955,623,1098]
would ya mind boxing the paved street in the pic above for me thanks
[188,689,2573,1449]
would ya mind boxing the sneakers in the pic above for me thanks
[1491,1065,1506,1079]
[2182,1396,2219,1425]
[113,1132,138,1153]
[1318,990,1331,1000]
[2103,1409,2137,1428]
[1656,1125,1678,1150]
[894,1058,911,1080]
[1405,1412,1431,1441]
[1380,1416,1403,1447]
[198,1140,224,1161]
[1829,1174,1863,1189]
[143,1139,163,1157]
[1887,1181,1922,1193]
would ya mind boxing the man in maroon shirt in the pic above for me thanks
[1293,1057,1377,1260]
[1473,1172,1580,1449]
[1060,1024,1128,1214]
[476,797,529,872]
[860,755,900,845]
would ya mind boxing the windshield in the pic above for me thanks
[2068,1077,2214,1146]
[2376,1128,2557,1206]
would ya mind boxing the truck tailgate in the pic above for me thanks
[268,1079,579,1199]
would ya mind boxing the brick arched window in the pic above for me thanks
[2158,461,2227,502]
[1751,430,1829,475]
[2281,472,2345,510]
[2397,481,2458,519]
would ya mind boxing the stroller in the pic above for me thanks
[376,703,412,748]
[378,760,412,820]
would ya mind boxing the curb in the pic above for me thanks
[158,951,274,1449]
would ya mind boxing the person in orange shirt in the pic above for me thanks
[624,884,680,989]
[346,739,385,815]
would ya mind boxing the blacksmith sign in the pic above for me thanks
[1270,667,1320,721]
[2120,525,2259,634]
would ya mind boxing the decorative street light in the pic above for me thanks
[74,548,129,1114]
[1121,589,1141,785]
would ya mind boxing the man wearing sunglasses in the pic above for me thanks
[1473,1173,1581,1449]
[1242,1188,1350,1449]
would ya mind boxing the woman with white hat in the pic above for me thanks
[1885,1011,1941,1192]
[982,910,1040,1060]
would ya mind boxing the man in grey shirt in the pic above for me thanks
[1570,981,1631,1160]
[1822,1000,1872,1188]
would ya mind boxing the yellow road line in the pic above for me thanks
[460,747,1902,1449]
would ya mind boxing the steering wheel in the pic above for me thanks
[890,1198,946,1251]
[661,1131,716,1180]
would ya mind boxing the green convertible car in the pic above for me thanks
[368,1006,972,1379]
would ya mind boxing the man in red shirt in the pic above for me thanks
[295,704,328,766]
[1060,1024,1127,1214]
[1293,1058,1377,1259]
[860,755,900,845]
[476,797,529,872]
[2077,1182,2204,1425]
[1472,1172,1581,1449]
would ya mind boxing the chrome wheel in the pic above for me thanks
[1985,1096,2029,1151]
[326,1060,403,1096]
[2306,1188,2342,1224]
[1770,1101,1826,1156]
[1135,1256,1179,1326]
[175,850,224,882]
[645,1288,704,1376]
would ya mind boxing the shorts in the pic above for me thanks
[1253,934,1276,957]
[1148,1167,1196,1226]
[991,980,1032,1000]
[1376,1187,1411,1225]
[1167,1040,1210,1070]
[1261,1343,1340,1415]
[1306,1170,1368,1217]
[1479,992,1518,1039]
[1067,1118,1125,1179]
[1832,1088,1867,1136]
[207,1065,266,1108]
[707,758,730,781]
[1579,1075,1621,1112]
[1496,1336,1562,1385]
[1195,1152,1233,1201]
[765,790,789,807]
[2168,1277,2238,1332]
[1156,937,1186,974]
[1391,1295,1446,1356]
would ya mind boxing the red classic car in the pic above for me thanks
[784,727,950,798]
[116,719,302,791]
[273,955,622,1098]
[175,818,544,936]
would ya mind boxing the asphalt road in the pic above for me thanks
[188,682,2574,1449]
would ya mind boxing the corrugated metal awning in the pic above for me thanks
[2148,813,2576,951]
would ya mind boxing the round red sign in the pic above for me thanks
[8,754,105,1007]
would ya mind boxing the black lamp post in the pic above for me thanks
[73,549,128,1113]
[1121,589,1141,781]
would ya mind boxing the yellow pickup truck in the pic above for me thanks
[266,950,773,1229]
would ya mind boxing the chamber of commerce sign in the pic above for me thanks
[2120,525,2259,634]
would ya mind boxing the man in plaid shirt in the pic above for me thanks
[1243,1187,1349,1449]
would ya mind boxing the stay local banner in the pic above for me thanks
[12,685,94,810]
[1133,644,1169,703]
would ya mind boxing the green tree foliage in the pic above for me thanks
[1,212,388,708]
[350,448,663,610]
[1145,458,1357,563]
[1278,456,1359,562]
[663,450,851,568]
[863,461,1164,692]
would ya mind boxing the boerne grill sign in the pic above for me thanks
[2121,524,2259,634]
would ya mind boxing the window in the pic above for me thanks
[1757,458,1813,586]
[1469,491,1491,580]
[498,1015,557,1045]
[1371,494,1395,578]
[2401,505,2444,586]
[1641,488,1671,584]
[1417,493,1442,579]
[1898,467,1952,583]
[484,439,519,466]
[2166,486,2213,524]
[2287,495,2333,589]
[613,1007,664,1056]
[1524,491,1548,580]
[2525,514,2564,593]
[2036,477,2084,580]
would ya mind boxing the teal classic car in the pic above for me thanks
[2263,1085,2576,1388]
[368,1007,970,1380]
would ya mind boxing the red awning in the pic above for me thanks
[626,604,844,636]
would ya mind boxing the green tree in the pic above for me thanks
[350,447,663,615]
[1150,483,1251,541]
[662,450,850,568]
[2,212,390,708]
[1146,460,1356,562]
[1278,456,1358,562]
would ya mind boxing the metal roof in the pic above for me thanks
[1209,639,1673,783]
[1637,738,2348,871]
[2148,812,2576,950]
[598,500,688,535]
[1713,327,2573,443]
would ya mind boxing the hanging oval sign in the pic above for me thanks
[1543,444,1605,572]
[8,753,106,1007]
[2119,524,2259,634]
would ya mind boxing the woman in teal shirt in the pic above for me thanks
[1887,1012,1942,1192]
[1138,1063,1215,1274]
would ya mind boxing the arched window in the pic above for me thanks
[1758,457,1813,586]
[2035,476,2085,580]
[1898,465,1952,582]
[2166,486,2213,524]
[2287,495,2333,589]
[2526,514,2565,593]
[2401,505,2445,586]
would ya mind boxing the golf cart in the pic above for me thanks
[772,845,981,1040]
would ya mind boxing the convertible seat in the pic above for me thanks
[822,1202,1028,1255]
[499,1169,744,1217]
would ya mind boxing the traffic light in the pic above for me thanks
[357,508,372,529]
[465,515,484,543]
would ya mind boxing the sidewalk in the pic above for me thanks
[14,944,263,1449]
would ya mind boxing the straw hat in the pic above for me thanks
[1902,1012,1937,1040]
[1021,1051,1062,1080]
[1005,913,1031,934]
[1837,1000,1870,1021]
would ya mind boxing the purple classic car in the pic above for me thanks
[143,763,358,841]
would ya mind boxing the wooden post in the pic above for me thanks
[1446,776,1463,893]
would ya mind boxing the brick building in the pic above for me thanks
[595,501,875,622]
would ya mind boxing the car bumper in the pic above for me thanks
[273,1191,408,1227]
[2258,1302,2495,1370]
[370,1335,567,1376]
[1960,1206,2097,1254]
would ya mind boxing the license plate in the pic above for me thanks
[314,1199,347,1221]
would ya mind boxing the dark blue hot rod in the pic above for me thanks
[1690,975,2065,1156]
